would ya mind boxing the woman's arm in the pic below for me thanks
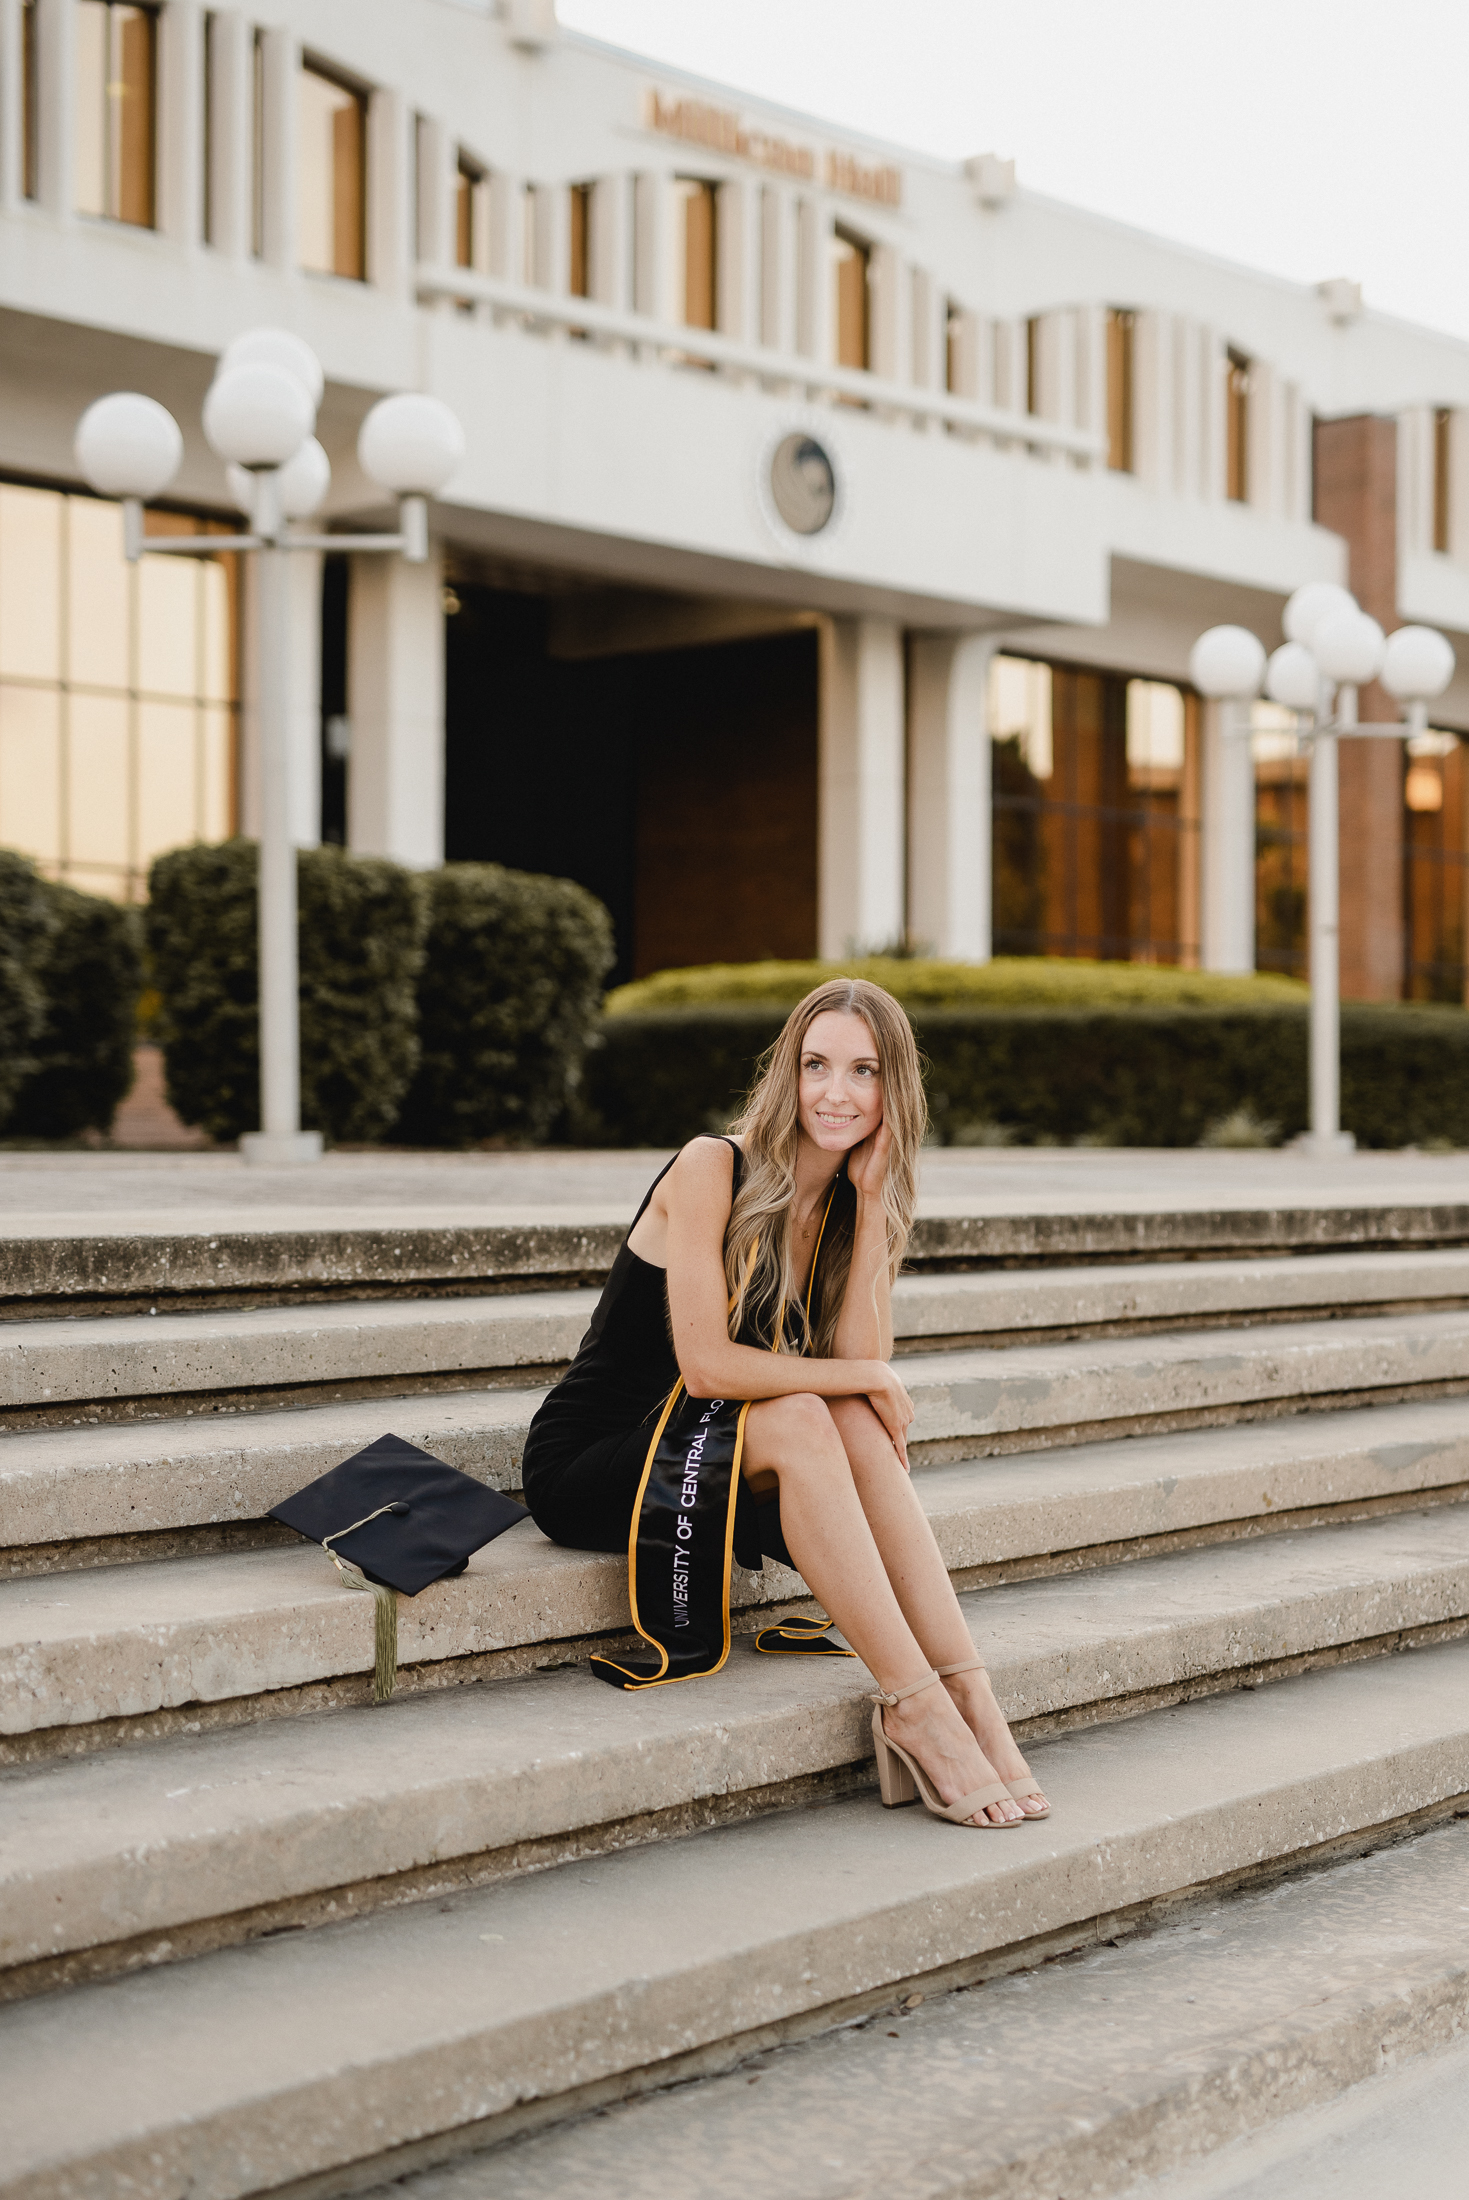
[662,1140,914,1459]
[831,1125,896,1363]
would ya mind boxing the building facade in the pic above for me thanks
[2,0,1468,993]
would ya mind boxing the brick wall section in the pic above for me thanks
[1312,415,1404,999]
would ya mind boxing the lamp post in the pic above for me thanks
[1190,588,1456,1156]
[74,331,465,1165]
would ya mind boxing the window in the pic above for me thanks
[1226,348,1250,502]
[0,482,238,903]
[75,1,157,229]
[1251,703,1308,978]
[833,226,870,370]
[457,155,484,272]
[568,180,592,297]
[250,28,264,256]
[1026,317,1039,415]
[21,0,38,201]
[201,11,216,243]
[298,61,366,280]
[944,299,964,395]
[674,177,717,330]
[990,655,1201,964]
[1434,407,1452,555]
[1107,308,1134,472]
[1404,730,1468,1000]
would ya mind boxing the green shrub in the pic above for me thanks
[393,863,615,1146]
[6,882,143,1137]
[584,999,1469,1150]
[146,839,427,1144]
[0,850,56,1127]
[605,955,1308,1016]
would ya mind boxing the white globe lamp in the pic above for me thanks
[1312,608,1385,686]
[203,364,315,469]
[227,437,331,520]
[1188,624,1265,700]
[219,328,325,407]
[1283,580,1357,648]
[1381,624,1455,703]
[74,393,183,500]
[357,393,465,495]
[1264,641,1322,713]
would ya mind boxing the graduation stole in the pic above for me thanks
[590,1178,854,1691]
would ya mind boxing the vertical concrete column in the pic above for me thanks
[415,114,454,269]
[715,175,758,340]
[257,23,297,274]
[1246,359,1280,517]
[1448,409,1469,563]
[1285,384,1311,523]
[34,0,74,218]
[907,634,994,961]
[818,617,905,956]
[368,87,412,301]
[1396,406,1433,560]
[1075,304,1106,469]
[867,242,903,382]
[205,8,251,256]
[633,170,675,321]
[347,549,445,869]
[1199,698,1255,974]
[590,173,630,306]
[0,0,25,207]
[486,170,523,280]
[760,184,795,353]
[1200,327,1227,501]
[1314,413,1404,999]
[1131,310,1172,490]
[237,551,323,849]
[795,198,830,364]
[157,0,204,244]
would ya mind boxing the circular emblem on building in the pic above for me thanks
[769,434,837,535]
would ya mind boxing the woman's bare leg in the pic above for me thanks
[742,1392,1023,1824]
[825,1394,1048,1817]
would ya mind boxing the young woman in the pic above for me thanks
[523,978,1048,1828]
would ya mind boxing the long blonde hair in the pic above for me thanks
[723,980,926,1355]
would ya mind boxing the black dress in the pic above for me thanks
[522,1136,851,1573]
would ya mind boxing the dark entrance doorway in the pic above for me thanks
[444,587,818,984]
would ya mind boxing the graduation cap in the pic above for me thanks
[270,1435,526,1703]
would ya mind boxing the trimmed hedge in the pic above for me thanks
[146,839,427,1144]
[6,882,142,1137]
[605,955,1308,1015]
[583,1000,1469,1150]
[392,863,615,1146]
[0,851,56,1126]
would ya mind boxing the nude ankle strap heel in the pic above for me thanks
[936,1656,1051,1818]
[868,1670,1019,1829]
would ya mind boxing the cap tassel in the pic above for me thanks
[322,1500,409,1704]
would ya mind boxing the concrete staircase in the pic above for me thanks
[2,1196,1468,2198]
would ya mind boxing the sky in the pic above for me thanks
[558,0,1469,343]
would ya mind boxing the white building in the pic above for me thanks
[2,0,1468,997]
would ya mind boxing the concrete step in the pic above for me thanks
[7,1404,1469,1747]
[402,1813,1469,2200]
[1,1644,1465,2200]
[14,1197,1469,1315]
[10,1309,1469,1569]
[5,1507,1469,1986]
[1122,2028,1469,2200]
[12,1250,1469,1427]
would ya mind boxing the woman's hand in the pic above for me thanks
[861,1358,915,1469]
[847,1117,892,1204]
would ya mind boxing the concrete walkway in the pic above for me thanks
[4,1145,1469,1235]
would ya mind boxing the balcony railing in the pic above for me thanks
[414,265,1107,461]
